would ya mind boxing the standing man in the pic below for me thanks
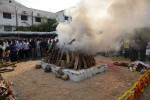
[9,40,18,62]
[146,42,150,60]
[36,39,41,57]
[0,40,4,60]
[130,39,138,62]
[139,37,147,62]
[17,40,24,60]
[40,39,48,57]
[123,39,130,58]
[30,39,36,59]
[23,40,30,59]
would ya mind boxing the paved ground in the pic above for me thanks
[1,56,147,100]
[139,85,150,100]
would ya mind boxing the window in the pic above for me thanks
[64,16,69,20]
[3,13,11,19]
[35,17,41,22]
[9,0,12,3]
[4,26,12,31]
[21,15,28,21]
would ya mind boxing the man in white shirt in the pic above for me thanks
[146,42,150,60]
[23,40,30,59]
[0,40,4,60]
[17,40,24,60]
[36,40,41,57]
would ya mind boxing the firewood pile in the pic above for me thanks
[45,48,96,70]
[0,61,17,73]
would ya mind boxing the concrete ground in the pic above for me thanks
[1,56,149,100]
[139,85,150,100]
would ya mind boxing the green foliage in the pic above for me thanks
[16,19,57,32]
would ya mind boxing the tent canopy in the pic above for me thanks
[0,31,57,38]
[0,31,57,35]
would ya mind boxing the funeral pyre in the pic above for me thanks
[44,39,96,70]
[44,49,96,70]
[36,39,109,82]
[0,74,15,100]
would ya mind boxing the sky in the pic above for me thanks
[15,0,80,12]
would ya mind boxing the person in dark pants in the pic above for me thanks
[130,40,138,62]
[9,40,18,62]
[40,39,48,57]
[139,37,147,62]
[0,48,3,60]
[30,39,37,59]
[18,40,24,60]
[146,42,150,61]
[0,40,4,60]
[123,39,130,58]
[23,40,30,59]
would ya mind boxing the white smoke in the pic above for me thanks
[56,0,149,54]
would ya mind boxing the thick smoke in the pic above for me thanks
[56,0,149,54]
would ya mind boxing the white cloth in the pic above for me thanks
[146,49,150,56]
[23,42,29,50]
[36,48,41,57]
[16,43,23,49]
[0,45,5,50]
[36,41,41,49]
[4,42,9,49]
[146,42,150,49]
[132,61,150,69]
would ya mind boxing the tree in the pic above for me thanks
[16,19,57,32]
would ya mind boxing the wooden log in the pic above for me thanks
[67,51,75,69]
[84,54,91,68]
[0,67,14,73]
[53,48,60,64]
[55,49,61,65]
[49,47,57,63]
[66,48,70,65]
[0,62,16,68]
[74,52,79,70]
[89,54,96,66]
[5,62,17,66]
[78,53,84,70]
[60,60,66,68]
[87,54,93,67]
[82,55,87,69]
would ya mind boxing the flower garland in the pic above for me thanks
[0,74,15,100]
[117,69,150,100]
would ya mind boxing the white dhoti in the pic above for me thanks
[146,49,150,56]
[36,48,41,57]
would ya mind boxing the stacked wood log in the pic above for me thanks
[0,61,16,73]
[45,47,96,70]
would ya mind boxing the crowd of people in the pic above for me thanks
[123,37,150,62]
[0,36,150,63]
[0,38,58,62]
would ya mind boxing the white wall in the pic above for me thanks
[18,14,32,26]
[0,25,4,32]
[0,12,16,26]
[0,0,67,32]
[55,11,65,23]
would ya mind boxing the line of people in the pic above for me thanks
[0,38,56,62]
[123,37,150,62]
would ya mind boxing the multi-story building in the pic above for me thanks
[2,0,150,33]
[0,0,66,32]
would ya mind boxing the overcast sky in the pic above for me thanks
[15,0,80,12]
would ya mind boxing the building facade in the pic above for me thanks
[0,0,66,32]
